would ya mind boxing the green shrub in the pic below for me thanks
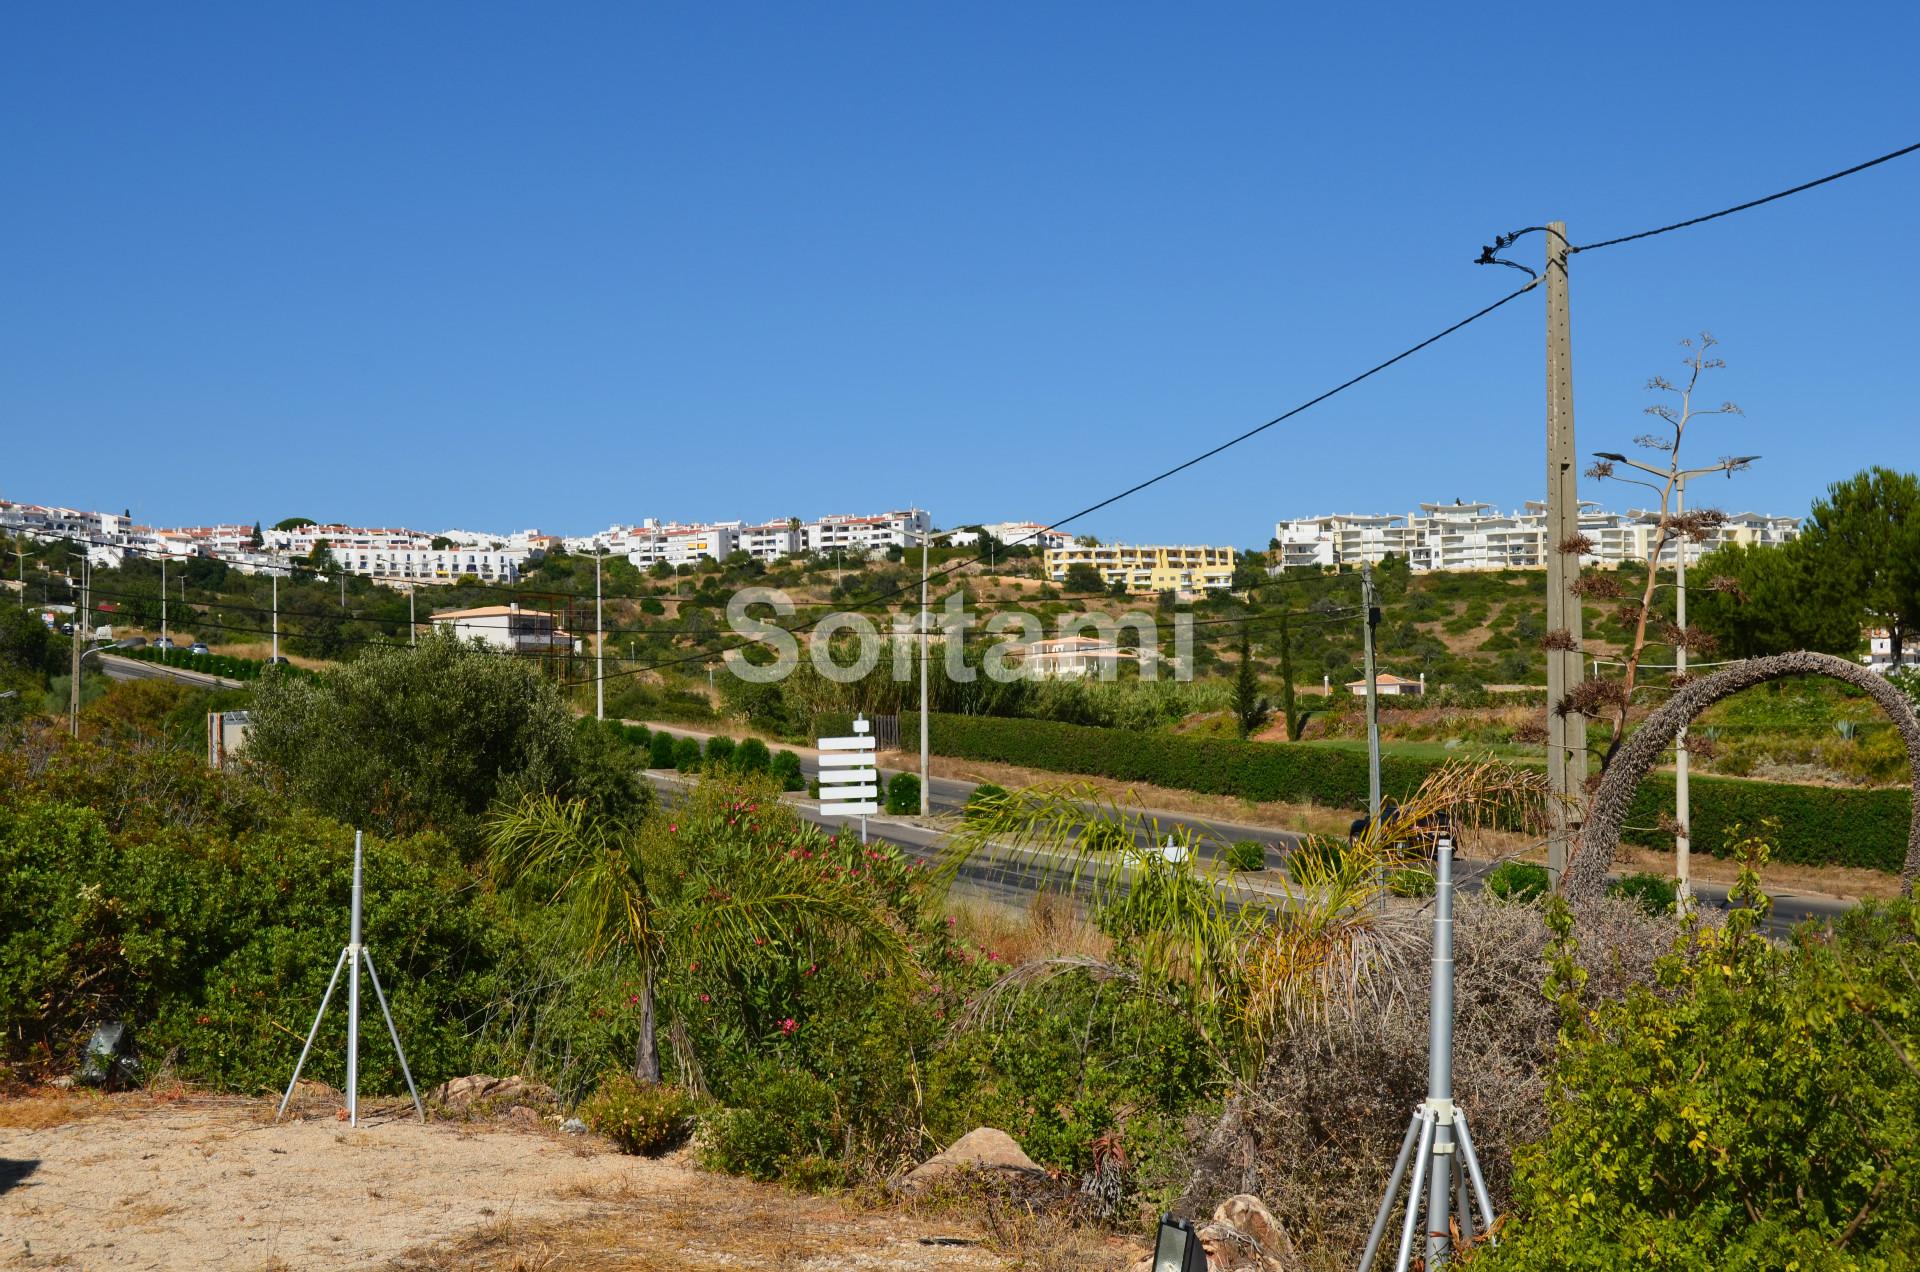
[1387,867,1435,897]
[1486,860,1551,903]
[672,737,704,771]
[902,712,1910,873]
[623,723,652,748]
[1606,871,1678,917]
[704,735,736,768]
[884,772,920,815]
[649,731,676,768]
[1223,840,1268,872]
[1484,882,1920,1267]
[698,1064,839,1182]
[1284,835,1346,885]
[963,782,1010,822]
[770,750,805,791]
[579,1074,695,1155]
[734,737,771,773]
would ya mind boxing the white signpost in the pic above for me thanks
[817,713,880,843]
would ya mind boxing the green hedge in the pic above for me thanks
[120,644,305,683]
[904,712,1912,874]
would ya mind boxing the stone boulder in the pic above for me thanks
[896,1127,1046,1192]
[425,1074,555,1119]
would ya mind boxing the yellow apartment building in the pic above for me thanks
[1044,542,1237,594]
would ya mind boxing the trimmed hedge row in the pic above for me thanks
[904,712,1912,874]
[121,644,291,682]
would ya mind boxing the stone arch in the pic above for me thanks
[1564,651,1920,903]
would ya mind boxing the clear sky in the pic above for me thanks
[3,3,1915,546]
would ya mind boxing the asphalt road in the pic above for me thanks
[96,652,243,690]
[637,736,1854,942]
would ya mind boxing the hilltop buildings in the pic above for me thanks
[1276,500,1799,572]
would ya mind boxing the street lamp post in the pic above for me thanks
[908,521,957,819]
[1592,451,1758,907]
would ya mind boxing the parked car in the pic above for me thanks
[188,642,210,656]
[59,622,74,636]
[264,655,291,667]
[119,636,148,649]
[153,637,177,651]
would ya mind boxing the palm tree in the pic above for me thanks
[488,780,914,1082]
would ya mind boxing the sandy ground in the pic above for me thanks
[0,1094,1012,1271]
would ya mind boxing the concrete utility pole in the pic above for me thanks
[1543,221,1587,889]
[408,584,416,647]
[595,549,605,721]
[1361,557,1382,823]
[272,572,279,662]
[160,553,167,647]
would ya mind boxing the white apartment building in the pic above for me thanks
[1275,513,1409,569]
[803,509,933,556]
[626,523,739,569]
[947,520,1073,552]
[431,603,574,652]
[736,522,803,561]
[0,501,126,545]
[1278,501,1800,573]
[329,543,535,585]
[266,524,433,556]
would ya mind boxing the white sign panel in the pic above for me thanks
[818,717,880,824]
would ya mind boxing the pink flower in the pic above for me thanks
[668,823,678,833]
[628,994,640,1005]
[699,993,711,1003]
[689,961,699,972]
[805,964,817,977]
[779,1017,798,1035]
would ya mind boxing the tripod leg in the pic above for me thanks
[361,949,425,1123]
[1358,1109,1424,1272]
[1454,1109,1498,1236]
[277,947,349,1122]
[1454,1153,1475,1244]
[1393,1109,1436,1272]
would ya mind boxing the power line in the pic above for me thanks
[587,281,1540,687]
[1481,139,1920,264]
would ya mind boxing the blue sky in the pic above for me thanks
[3,4,1915,546]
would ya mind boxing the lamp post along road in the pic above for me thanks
[1361,558,1382,822]
[595,549,605,721]
[1591,450,1758,907]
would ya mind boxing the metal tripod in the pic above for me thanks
[1358,836,1497,1270]
[276,831,425,1127]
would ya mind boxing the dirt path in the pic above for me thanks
[0,1094,1012,1271]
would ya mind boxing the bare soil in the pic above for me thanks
[0,1092,1012,1271]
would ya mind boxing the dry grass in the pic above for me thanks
[948,889,1111,968]
[393,1180,1008,1271]
[0,1089,117,1130]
